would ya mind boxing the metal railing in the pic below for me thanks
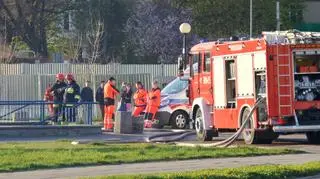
[0,101,98,125]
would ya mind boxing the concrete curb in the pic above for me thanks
[0,125,102,138]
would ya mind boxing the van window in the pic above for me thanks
[162,78,188,94]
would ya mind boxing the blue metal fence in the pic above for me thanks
[0,101,97,125]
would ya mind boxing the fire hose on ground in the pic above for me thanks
[146,97,266,147]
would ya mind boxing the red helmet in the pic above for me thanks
[66,73,74,81]
[56,73,65,81]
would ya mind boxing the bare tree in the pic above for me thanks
[66,33,83,63]
[125,0,193,64]
[0,43,9,63]
[0,0,72,58]
[0,38,17,64]
[86,21,104,64]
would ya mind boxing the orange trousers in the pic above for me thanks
[144,105,158,120]
[48,104,54,116]
[104,105,115,129]
[132,106,146,117]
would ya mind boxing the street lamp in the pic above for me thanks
[179,23,191,74]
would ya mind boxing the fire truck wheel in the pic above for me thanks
[195,108,213,141]
[241,108,274,144]
[306,131,320,144]
[241,107,256,144]
[171,111,189,129]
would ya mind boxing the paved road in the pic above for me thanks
[0,153,320,179]
[297,174,320,179]
[0,128,197,143]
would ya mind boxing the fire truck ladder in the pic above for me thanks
[276,44,293,117]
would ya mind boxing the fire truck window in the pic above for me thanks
[294,55,320,73]
[294,54,320,101]
[204,53,211,72]
[255,73,266,97]
[255,72,267,122]
[226,60,236,108]
[192,54,200,74]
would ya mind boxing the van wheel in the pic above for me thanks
[171,111,189,129]
[306,132,320,144]
[195,108,214,141]
[241,107,274,144]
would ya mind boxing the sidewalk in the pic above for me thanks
[297,174,320,179]
[1,153,320,179]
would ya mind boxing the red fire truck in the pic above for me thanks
[182,30,320,144]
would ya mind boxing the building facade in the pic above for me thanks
[298,0,320,31]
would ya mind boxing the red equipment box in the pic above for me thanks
[300,66,318,73]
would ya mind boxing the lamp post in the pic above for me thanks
[250,0,252,39]
[276,0,280,31]
[179,23,191,73]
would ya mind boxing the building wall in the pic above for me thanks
[296,1,320,31]
[303,1,320,24]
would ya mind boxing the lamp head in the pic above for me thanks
[179,23,191,34]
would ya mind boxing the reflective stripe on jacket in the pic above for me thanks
[63,81,81,104]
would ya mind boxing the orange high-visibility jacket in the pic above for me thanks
[133,88,147,107]
[147,88,161,107]
[44,87,53,101]
[104,81,120,105]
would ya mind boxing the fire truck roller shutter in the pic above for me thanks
[237,54,254,97]
[213,56,227,107]
[192,97,213,131]
[253,51,267,71]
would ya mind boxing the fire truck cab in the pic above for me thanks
[184,30,320,144]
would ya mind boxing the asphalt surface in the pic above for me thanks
[0,130,320,179]
[298,174,320,179]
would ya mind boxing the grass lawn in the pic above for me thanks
[89,162,320,179]
[0,141,298,172]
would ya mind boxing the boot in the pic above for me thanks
[103,118,114,131]
[144,120,152,128]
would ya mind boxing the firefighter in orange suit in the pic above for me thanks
[144,81,161,128]
[104,77,120,130]
[44,84,54,117]
[132,81,147,117]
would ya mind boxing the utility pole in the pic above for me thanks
[250,0,252,39]
[3,15,7,61]
[276,0,280,31]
